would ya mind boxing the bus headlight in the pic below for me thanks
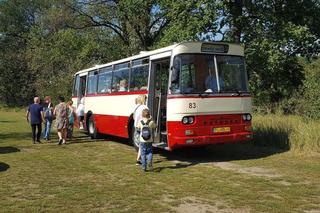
[188,116,194,124]
[242,113,252,121]
[182,116,195,124]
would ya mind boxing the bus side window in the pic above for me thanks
[130,58,149,91]
[97,67,112,93]
[87,70,98,94]
[112,62,129,92]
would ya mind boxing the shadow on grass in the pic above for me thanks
[152,126,291,172]
[65,128,290,172]
[0,146,21,154]
[0,162,10,172]
[0,132,32,142]
[0,120,16,123]
[253,126,291,151]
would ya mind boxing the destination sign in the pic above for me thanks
[201,43,229,53]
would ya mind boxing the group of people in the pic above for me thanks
[26,94,156,172]
[26,95,80,145]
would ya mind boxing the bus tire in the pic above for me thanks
[130,125,139,152]
[88,115,99,139]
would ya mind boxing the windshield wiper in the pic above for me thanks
[221,90,242,96]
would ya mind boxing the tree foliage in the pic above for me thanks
[0,0,319,119]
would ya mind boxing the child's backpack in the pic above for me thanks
[140,120,152,140]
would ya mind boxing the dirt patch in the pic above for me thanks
[209,162,281,178]
[304,210,320,213]
[164,196,250,213]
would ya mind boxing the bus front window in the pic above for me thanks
[171,54,248,94]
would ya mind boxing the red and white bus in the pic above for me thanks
[72,41,253,150]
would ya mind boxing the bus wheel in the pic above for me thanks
[88,116,99,139]
[130,125,139,152]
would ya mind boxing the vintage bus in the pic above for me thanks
[72,41,253,150]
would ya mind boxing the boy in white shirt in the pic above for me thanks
[136,108,157,172]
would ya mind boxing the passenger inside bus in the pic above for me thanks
[119,79,128,91]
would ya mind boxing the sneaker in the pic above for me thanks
[58,139,62,145]
[36,140,42,144]
[135,160,141,166]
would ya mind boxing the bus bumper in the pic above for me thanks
[166,115,253,150]
[168,132,253,149]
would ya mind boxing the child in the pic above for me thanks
[136,108,157,172]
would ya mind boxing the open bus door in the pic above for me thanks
[77,74,87,107]
[148,58,170,149]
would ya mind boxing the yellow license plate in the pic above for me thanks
[213,127,231,133]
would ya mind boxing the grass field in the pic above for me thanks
[1,111,320,213]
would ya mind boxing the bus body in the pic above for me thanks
[72,42,253,150]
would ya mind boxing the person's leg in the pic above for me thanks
[137,148,141,161]
[140,143,147,171]
[43,120,48,139]
[62,128,67,144]
[47,121,52,140]
[57,129,63,145]
[134,130,141,163]
[69,124,73,138]
[146,143,153,170]
[31,124,36,143]
[67,124,73,139]
[36,123,42,142]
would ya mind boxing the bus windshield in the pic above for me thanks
[171,54,249,94]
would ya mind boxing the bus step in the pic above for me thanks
[160,131,167,135]
[153,142,167,148]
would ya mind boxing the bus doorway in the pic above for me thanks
[77,75,87,106]
[148,58,170,147]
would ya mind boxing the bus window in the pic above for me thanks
[130,58,149,91]
[73,74,80,96]
[112,62,129,92]
[97,66,112,93]
[87,70,98,94]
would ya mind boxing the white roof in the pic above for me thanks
[75,41,243,75]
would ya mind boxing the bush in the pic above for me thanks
[298,58,320,120]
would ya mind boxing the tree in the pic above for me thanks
[0,0,47,106]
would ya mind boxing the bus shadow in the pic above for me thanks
[153,141,288,172]
[0,162,10,172]
[0,146,21,154]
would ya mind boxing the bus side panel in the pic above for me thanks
[94,114,129,138]
[83,93,147,139]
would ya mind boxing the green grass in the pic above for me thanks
[1,111,320,212]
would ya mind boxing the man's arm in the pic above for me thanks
[26,111,29,123]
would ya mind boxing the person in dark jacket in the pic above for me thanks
[26,96,44,144]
